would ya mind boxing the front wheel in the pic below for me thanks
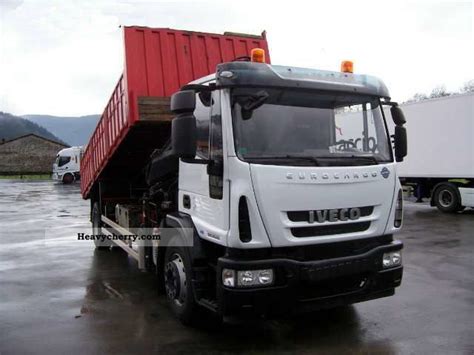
[433,183,463,213]
[164,239,199,325]
[62,173,74,184]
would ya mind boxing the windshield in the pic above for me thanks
[231,88,392,166]
[57,156,71,167]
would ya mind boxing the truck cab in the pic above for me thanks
[163,58,407,319]
[53,146,83,184]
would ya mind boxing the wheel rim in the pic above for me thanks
[164,253,187,306]
[439,190,454,208]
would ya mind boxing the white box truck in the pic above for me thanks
[387,93,474,212]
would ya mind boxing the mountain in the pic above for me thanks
[23,114,100,146]
[0,112,65,144]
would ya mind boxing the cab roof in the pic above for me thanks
[214,62,390,99]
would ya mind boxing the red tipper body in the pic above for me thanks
[81,26,270,199]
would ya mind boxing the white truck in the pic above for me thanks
[82,27,407,324]
[52,146,83,184]
[387,93,474,212]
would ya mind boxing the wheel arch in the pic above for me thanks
[163,212,207,261]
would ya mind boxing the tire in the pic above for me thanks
[164,237,199,325]
[62,173,74,184]
[433,183,462,213]
[92,202,111,250]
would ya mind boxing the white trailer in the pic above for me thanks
[387,93,474,212]
[52,146,83,184]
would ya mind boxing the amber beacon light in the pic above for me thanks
[341,60,354,73]
[251,48,266,63]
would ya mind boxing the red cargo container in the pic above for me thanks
[81,26,270,199]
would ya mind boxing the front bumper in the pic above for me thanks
[217,240,403,316]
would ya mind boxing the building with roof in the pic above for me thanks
[0,134,69,175]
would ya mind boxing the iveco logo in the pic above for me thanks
[381,167,390,179]
[308,207,361,223]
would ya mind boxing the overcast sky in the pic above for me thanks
[0,0,472,116]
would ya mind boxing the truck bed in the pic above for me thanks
[81,26,270,199]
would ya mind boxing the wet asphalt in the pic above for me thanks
[0,180,473,354]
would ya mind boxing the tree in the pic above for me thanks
[429,85,450,98]
[460,80,474,93]
[406,92,428,103]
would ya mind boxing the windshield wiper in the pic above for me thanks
[347,155,379,164]
[319,155,380,165]
[244,155,320,165]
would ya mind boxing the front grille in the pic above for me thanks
[287,206,374,222]
[291,222,371,238]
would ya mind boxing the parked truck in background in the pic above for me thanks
[386,93,474,213]
[53,146,83,183]
[81,26,407,324]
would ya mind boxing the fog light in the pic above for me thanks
[237,269,274,287]
[382,251,402,268]
[222,268,235,287]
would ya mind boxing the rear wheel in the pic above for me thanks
[164,238,199,325]
[433,183,463,213]
[92,202,111,250]
[62,173,74,184]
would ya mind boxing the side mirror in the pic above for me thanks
[394,125,407,162]
[390,106,406,126]
[171,90,196,113]
[171,90,197,159]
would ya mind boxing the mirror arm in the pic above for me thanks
[381,101,399,107]
[181,158,212,165]
[180,83,216,93]
[179,158,224,177]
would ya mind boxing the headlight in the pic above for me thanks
[222,268,274,288]
[394,189,403,228]
[383,251,402,268]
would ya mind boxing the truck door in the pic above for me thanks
[178,90,229,245]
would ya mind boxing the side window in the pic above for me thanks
[195,93,211,159]
[58,156,71,167]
